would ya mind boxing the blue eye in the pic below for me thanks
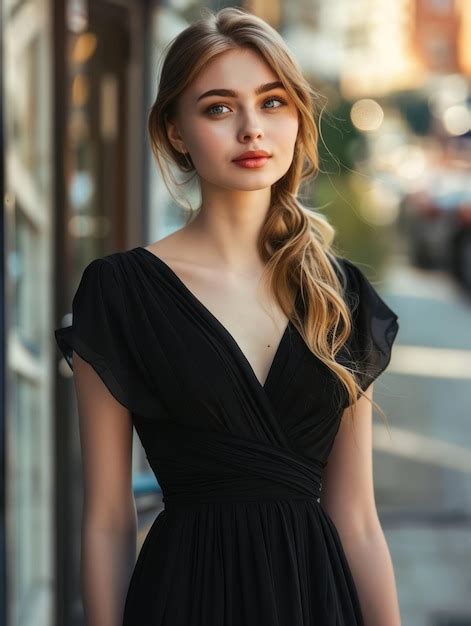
[205,96,288,117]
[263,96,287,109]
[206,103,230,116]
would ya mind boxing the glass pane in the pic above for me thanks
[10,205,42,353]
[10,372,44,625]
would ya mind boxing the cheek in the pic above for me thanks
[185,120,228,157]
[273,115,299,148]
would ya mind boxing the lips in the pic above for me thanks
[233,150,271,161]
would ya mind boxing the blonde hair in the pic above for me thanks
[147,6,389,424]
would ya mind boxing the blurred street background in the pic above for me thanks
[1,0,470,625]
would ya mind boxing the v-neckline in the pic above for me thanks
[136,246,291,391]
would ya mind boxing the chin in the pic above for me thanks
[229,179,275,191]
[205,172,273,190]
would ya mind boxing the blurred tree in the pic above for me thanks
[312,173,397,275]
[317,97,365,174]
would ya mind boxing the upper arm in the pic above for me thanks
[73,350,136,531]
[321,383,380,537]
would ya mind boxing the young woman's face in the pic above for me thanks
[168,47,300,192]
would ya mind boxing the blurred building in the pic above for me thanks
[414,0,463,74]
[459,0,471,75]
[283,0,471,96]
[282,0,421,96]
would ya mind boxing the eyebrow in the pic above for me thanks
[196,80,286,102]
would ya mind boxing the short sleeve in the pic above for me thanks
[54,257,156,418]
[337,257,399,393]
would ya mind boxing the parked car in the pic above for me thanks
[451,217,471,292]
[400,168,471,291]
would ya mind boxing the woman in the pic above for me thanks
[55,7,401,626]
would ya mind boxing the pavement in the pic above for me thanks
[375,255,471,625]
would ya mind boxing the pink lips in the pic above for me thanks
[233,149,270,160]
[232,149,271,168]
[233,156,270,168]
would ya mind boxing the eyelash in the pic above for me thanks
[205,96,288,117]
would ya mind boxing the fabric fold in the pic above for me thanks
[53,248,400,626]
[55,257,158,419]
[336,256,399,394]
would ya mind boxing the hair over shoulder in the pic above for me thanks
[147,6,388,421]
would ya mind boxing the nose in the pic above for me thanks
[238,112,264,142]
[239,126,264,142]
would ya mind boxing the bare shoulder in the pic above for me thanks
[143,227,222,288]
[144,227,195,265]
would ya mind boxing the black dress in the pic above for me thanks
[55,246,399,626]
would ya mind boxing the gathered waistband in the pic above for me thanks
[145,425,325,511]
[161,481,323,509]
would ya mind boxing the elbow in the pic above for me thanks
[323,499,383,541]
[82,497,138,534]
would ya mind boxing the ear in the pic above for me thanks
[165,115,187,155]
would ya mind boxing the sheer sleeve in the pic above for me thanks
[337,257,399,393]
[54,257,157,418]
